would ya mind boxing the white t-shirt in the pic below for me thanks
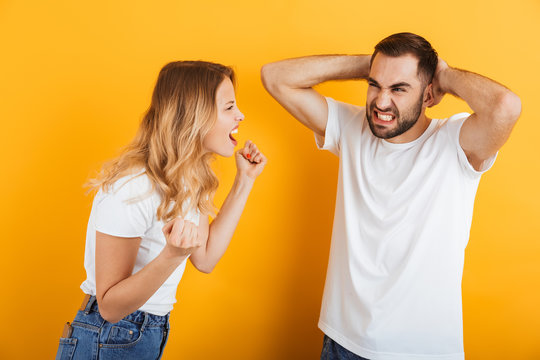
[80,171,200,316]
[315,98,496,360]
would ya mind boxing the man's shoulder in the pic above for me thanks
[427,112,470,139]
[326,97,366,134]
[437,112,471,129]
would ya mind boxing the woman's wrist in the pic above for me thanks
[234,171,256,188]
[160,243,190,263]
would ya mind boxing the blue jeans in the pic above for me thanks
[56,295,170,360]
[321,335,370,360]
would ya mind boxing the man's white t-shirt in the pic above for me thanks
[80,171,200,316]
[315,98,496,360]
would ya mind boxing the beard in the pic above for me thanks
[366,93,424,140]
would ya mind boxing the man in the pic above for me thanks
[261,33,521,360]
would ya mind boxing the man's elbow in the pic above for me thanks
[496,90,522,125]
[260,63,281,95]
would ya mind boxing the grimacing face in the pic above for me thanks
[366,53,430,142]
[202,77,244,157]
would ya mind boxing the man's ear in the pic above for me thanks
[424,83,435,108]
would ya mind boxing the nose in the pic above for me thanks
[236,109,244,121]
[375,90,392,110]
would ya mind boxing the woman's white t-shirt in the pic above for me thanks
[80,171,200,316]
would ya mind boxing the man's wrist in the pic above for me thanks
[438,66,456,95]
[351,55,371,80]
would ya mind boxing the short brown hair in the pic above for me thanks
[371,32,438,84]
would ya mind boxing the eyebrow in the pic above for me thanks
[368,78,412,88]
[391,82,412,88]
[223,100,235,106]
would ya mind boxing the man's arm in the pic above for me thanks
[260,55,371,136]
[432,59,521,170]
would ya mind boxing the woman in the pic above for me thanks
[56,61,266,360]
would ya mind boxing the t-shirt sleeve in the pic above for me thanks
[446,113,497,178]
[315,97,342,156]
[94,176,154,238]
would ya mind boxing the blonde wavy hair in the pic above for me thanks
[88,61,235,221]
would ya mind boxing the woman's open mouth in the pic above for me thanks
[229,127,238,146]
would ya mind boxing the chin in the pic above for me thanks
[214,147,235,157]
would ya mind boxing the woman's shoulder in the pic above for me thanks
[92,169,158,236]
[99,168,156,202]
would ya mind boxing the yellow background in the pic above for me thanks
[1,0,539,359]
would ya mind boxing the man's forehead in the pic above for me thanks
[369,53,421,85]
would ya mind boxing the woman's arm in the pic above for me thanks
[95,219,200,323]
[189,140,267,273]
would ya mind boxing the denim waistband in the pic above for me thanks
[82,295,170,328]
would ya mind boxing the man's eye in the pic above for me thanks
[368,83,378,88]
[393,88,405,92]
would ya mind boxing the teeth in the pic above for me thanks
[231,129,238,134]
[378,113,393,121]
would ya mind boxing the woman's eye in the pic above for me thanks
[226,106,234,110]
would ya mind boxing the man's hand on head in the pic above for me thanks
[430,58,450,107]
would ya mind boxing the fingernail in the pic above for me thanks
[246,154,251,159]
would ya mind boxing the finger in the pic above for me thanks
[170,218,185,246]
[179,220,192,234]
[189,223,200,247]
[249,146,259,162]
[253,153,263,164]
[235,142,248,159]
[249,141,257,153]
[243,140,252,153]
[243,141,253,160]
[162,220,173,235]
[247,143,260,162]
[248,149,260,163]
[181,221,196,247]
[189,224,200,247]
[235,148,245,160]
[259,153,268,166]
